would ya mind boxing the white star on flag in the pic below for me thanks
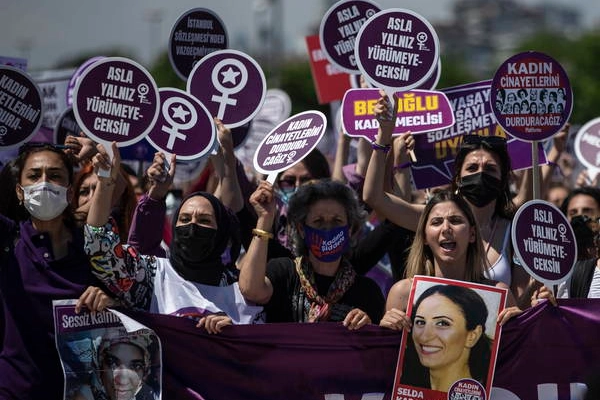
[221,66,240,84]
[171,104,190,121]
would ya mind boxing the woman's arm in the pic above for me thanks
[211,118,244,213]
[363,92,424,231]
[332,127,351,183]
[238,181,276,305]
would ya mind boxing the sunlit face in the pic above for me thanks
[412,293,479,372]
[566,194,600,222]
[424,201,475,268]
[100,343,147,400]
[304,199,348,231]
[176,196,217,229]
[17,150,71,202]
[77,173,98,208]
[460,149,502,182]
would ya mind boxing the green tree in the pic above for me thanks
[515,30,600,125]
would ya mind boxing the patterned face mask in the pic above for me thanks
[303,225,350,262]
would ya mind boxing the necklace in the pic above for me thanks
[484,217,498,256]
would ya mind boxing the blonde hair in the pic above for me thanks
[404,190,488,282]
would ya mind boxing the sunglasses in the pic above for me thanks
[18,142,69,156]
[460,134,507,150]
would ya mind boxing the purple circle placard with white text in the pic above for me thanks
[253,110,327,175]
[53,106,80,146]
[512,200,577,285]
[187,49,266,128]
[73,57,160,147]
[169,8,228,81]
[146,87,216,161]
[319,0,381,74]
[0,65,43,149]
[355,8,439,92]
[66,56,105,107]
[491,51,572,142]
[574,117,600,171]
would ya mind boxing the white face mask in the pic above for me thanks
[20,182,69,221]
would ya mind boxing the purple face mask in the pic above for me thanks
[303,225,350,262]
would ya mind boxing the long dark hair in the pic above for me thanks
[401,284,492,390]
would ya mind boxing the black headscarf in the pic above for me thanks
[169,191,241,285]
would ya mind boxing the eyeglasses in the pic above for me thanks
[18,142,69,156]
[460,135,507,150]
[278,176,313,190]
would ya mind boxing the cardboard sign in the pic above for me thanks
[145,87,216,161]
[355,8,439,93]
[253,110,326,176]
[0,65,43,149]
[491,51,572,142]
[341,88,454,141]
[168,8,228,80]
[573,117,600,173]
[393,276,506,400]
[512,200,577,285]
[187,49,265,128]
[306,35,353,104]
[73,57,160,147]
[319,0,381,73]
[409,80,547,190]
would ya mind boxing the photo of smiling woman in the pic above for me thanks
[395,277,505,399]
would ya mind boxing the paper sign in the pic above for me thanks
[306,35,353,104]
[73,57,160,147]
[512,200,577,285]
[319,0,381,73]
[491,51,572,142]
[0,65,43,149]
[393,276,506,400]
[341,88,454,141]
[253,110,326,175]
[145,87,216,161]
[187,49,266,128]
[355,8,439,93]
[168,8,228,80]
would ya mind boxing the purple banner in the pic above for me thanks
[253,110,326,175]
[187,49,266,128]
[512,200,577,284]
[73,57,160,147]
[574,117,600,171]
[355,8,439,92]
[168,8,228,80]
[115,299,600,400]
[319,0,381,73]
[146,87,216,161]
[0,65,43,149]
[491,51,573,142]
[341,88,454,141]
[409,81,547,190]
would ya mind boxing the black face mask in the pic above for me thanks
[458,172,503,208]
[170,224,224,285]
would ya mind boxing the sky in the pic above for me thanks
[1,0,598,72]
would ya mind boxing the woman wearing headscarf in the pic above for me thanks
[84,143,263,334]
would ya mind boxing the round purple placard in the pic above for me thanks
[319,0,381,74]
[53,106,80,145]
[187,49,266,128]
[512,200,577,285]
[0,65,43,149]
[448,379,486,400]
[168,8,228,81]
[253,110,327,175]
[146,87,216,161]
[490,51,572,142]
[417,57,441,90]
[66,56,105,107]
[355,8,439,92]
[574,117,600,171]
[73,57,160,147]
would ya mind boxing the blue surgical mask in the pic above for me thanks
[303,225,350,262]
[275,186,296,206]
